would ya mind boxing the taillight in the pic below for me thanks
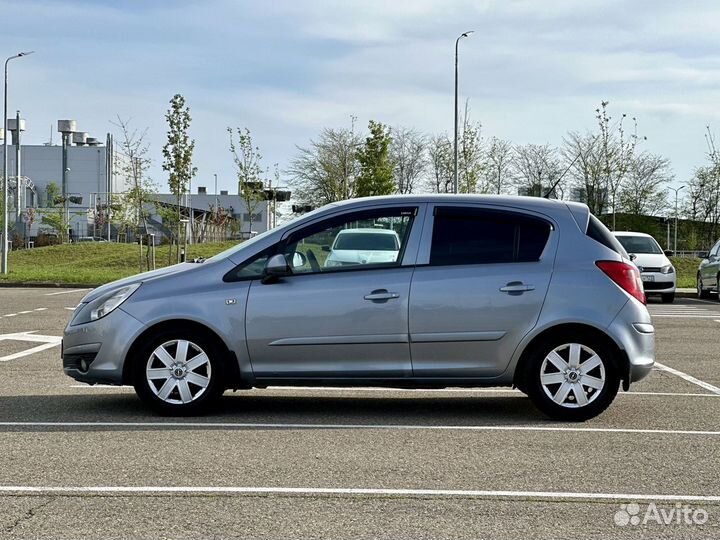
[596,260,646,305]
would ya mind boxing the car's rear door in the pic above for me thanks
[408,204,557,378]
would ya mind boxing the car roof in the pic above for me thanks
[336,228,398,235]
[329,193,578,211]
[613,231,653,238]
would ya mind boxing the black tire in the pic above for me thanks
[661,293,675,303]
[524,333,620,422]
[698,274,711,299]
[132,328,226,416]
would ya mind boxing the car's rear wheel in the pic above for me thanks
[132,330,225,415]
[698,274,711,299]
[661,293,675,303]
[525,335,619,421]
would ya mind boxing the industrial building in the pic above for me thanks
[0,117,275,245]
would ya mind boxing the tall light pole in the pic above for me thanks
[454,31,473,195]
[668,185,684,255]
[2,51,34,274]
[214,173,218,210]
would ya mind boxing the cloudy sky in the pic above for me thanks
[4,0,719,196]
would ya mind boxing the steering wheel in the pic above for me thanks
[306,250,321,272]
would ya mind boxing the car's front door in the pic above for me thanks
[409,204,557,378]
[245,204,424,380]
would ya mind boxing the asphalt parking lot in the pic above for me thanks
[1,287,720,539]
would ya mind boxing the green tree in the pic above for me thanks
[162,94,197,262]
[355,120,395,197]
[228,127,266,236]
[457,102,485,194]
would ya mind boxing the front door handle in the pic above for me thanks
[499,281,535,294]
[364,289,400,302]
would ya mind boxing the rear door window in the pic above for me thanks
[429,207,552,266]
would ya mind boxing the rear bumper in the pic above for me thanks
[608,300,655,384]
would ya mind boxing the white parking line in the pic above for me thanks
[66,385,719,397]
[0,332,63,362]
[44,289,89,296]
[0,485,717,502]
[654,362,720,395]
[2,421,719,436]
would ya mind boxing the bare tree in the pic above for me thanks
[562,131,606,214]
[483,137,513,194]
[513,143,563,198]
[427,134,453,193]
[289,123,363,206]
[390,127,426,194]
[596,101,643,230]
[111,115,156,271]
[618,153,672,216]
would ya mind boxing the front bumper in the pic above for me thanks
[62,307,144,385]
[640,271,676,294]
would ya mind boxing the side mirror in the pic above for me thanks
[699,252,709,260]
[322,245,331,252]
[629,253,637,261]
[264,254,291,279]
[663,250,674,257]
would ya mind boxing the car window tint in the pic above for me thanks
[430,207,551,266]
[284,208,416,274]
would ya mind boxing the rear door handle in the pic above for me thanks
[364,289,400,302]
[499,282,535,293]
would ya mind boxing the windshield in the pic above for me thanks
[333,232,398,251]
[616,235,663,255]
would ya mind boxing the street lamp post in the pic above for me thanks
[2,51,34,274]
[214,173,218,210]
[668,185,685,255]
[453,31,473,195]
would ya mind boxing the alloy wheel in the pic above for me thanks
[145,339,212,405]
[539,343,606,408]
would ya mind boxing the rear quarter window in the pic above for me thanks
[587,215,627,257]
[429,207,552,266]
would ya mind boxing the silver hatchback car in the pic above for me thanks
[63,195,654,421]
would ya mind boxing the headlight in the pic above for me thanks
[71,283,141,325]
[660,264,675,274]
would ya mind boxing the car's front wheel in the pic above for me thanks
[698,274,711,299]
[525,334,619,421]
[132,330,225,415]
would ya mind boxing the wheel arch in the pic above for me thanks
[122,319,243,388]
[513,323,629,390]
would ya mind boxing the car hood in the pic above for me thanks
[630,253,670,270]
[80,263,199,303]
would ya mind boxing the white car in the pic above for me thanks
[324,228,400,267]
[614,231,676,303]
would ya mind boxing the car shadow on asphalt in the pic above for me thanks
[0,392,549,428]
